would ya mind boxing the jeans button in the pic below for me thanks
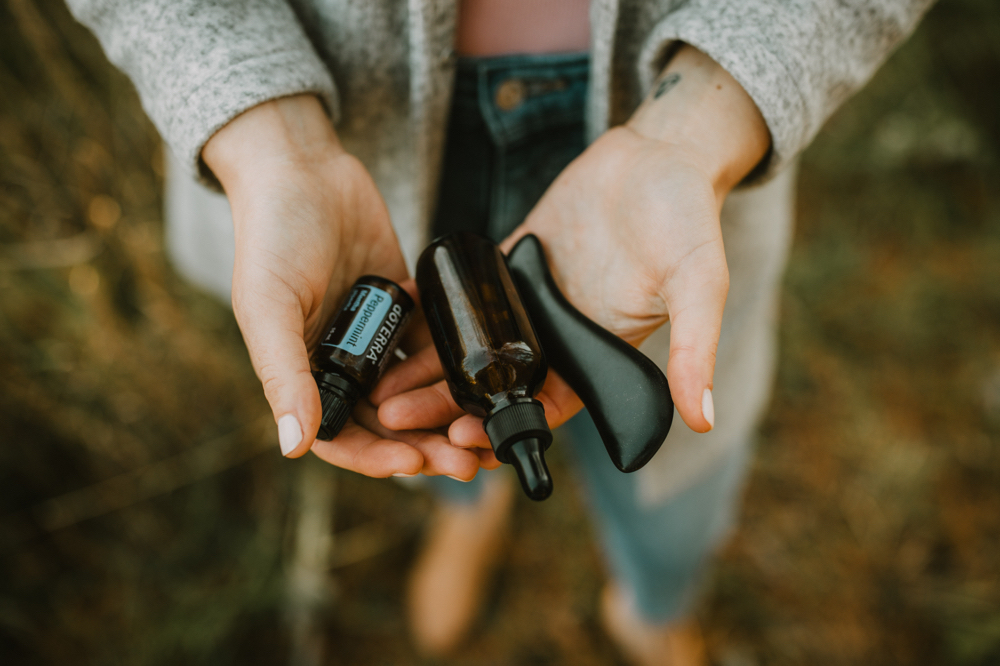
[495,78,526,111]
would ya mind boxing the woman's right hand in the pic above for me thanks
[203,94,493,480]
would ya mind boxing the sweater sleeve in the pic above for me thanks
[67,0,338,187]
[637,0,935,181]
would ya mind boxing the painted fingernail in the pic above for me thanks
[278,414,302,456]
[392,472,418,478]
[702,388,715,429]
[446,475,471,483]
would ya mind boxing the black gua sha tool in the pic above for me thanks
[506,234,673,473]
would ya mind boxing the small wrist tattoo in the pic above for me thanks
[653,73,681,99]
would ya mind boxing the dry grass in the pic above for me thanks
[1,0,999,664]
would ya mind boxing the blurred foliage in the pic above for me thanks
[0,0,290,662]
[706,1,1000,664]
[0,0,999,664]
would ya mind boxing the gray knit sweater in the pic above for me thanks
[67,0,933,257]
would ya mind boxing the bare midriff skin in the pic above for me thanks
[456,0,590,56]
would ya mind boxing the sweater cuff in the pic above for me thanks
[637,5,810,184]
[167,49,338,190]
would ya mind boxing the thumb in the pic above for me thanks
[663,243,729,433]
[233,289,321,458]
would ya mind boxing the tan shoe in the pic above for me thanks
[406,472,514,656]
[600,583,707,666]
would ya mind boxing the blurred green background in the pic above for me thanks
[1,0,999,664]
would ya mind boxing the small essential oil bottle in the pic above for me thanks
[416,232,554,501]
[312,276,414,440]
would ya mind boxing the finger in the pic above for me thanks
[448,414,489,448]
[663,244,729,433]
[395,279,435,353]
[534,371,585,430]
[369,344,443,406]
[232,287,321,459]
[310,420,424,477]
[377,379,465,431]
[353,401,480,480]
[412,430,482,480]
[446,418,501,468]
[475,448,502,470]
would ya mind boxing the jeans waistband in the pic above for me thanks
[451,52,590,148]
[454,51,589,92]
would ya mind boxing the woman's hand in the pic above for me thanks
[203,95,491,480]
[373,46,770,446]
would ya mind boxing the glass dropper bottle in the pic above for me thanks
[416,232,553,500]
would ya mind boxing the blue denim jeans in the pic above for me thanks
[427,53,751,623]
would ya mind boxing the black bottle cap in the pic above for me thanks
[484,401,553,501]
[314,372,360,440]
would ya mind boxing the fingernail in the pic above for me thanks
[278,414,302,456]
[702,388,715,429]
[446,475,471,483]
[392,472,418,478]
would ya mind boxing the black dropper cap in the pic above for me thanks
[314,372,361,440]
[484,401,553,501]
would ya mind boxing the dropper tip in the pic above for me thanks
[508,438,553,501]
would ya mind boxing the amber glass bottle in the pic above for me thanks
[312,276,413,440]
[416,232,553,501]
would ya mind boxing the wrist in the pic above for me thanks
[626,45,770,197]
[202,94,343,196]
